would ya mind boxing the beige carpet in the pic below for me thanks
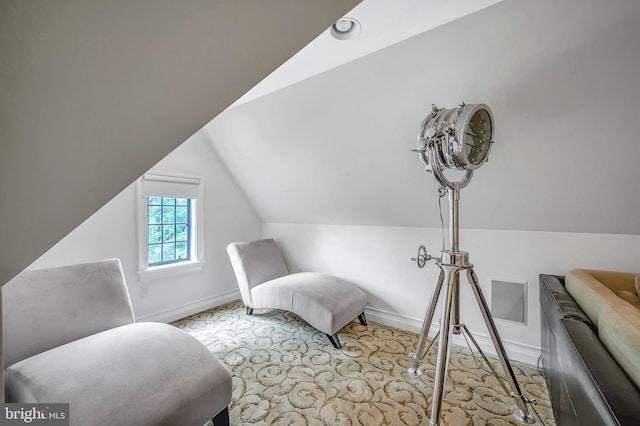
[173,301,555,425]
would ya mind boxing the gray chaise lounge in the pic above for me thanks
[3,259,232,426]
[226,238,368,348]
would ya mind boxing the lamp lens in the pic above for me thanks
[465,109,491,166]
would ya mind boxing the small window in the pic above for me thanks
[137,173,204,280]
[147,197,192,267]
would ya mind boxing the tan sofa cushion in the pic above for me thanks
[617,290,640,310]
[599,302,640,387]
[578,269,638,293]
[566,269,639,326]
[566,268,640,388]
[566,269,622,327]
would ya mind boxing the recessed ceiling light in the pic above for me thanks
[330,17,361,40]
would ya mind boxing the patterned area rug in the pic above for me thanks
[173,301,555,425]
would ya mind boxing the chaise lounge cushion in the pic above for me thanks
[226,238,289,307]
[5,322,232,426]
[251,272,367,336]
[226,238,368,348]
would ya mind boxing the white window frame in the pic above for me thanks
[136,173,205,281]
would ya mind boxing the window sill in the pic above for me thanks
[137,260,206,282]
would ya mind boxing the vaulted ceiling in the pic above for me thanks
[205,0,640,235]
[0,0,361,284]
[3,0,639,285]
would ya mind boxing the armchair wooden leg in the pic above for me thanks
[327,333,341,349]
[357,312,367,326]
[212,406,229,426]
[246,306,254,315]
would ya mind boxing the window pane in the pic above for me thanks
[176,242,187,260]
[148,244,162,263]
[176,206,188,223]
[162,206,175,223]
[162,225,175,242]
[146,195,193,267]
[176,224,188,241]
[148,206,162,224]
[162,243,175,260]
[148,225,162,244]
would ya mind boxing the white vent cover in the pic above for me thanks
[490,279,527,324]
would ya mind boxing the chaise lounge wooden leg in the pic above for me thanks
[212,406,229,426]
[326,333,342,349]
[358,312,367,326]
[246,306,254,315]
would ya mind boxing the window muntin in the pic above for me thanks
[147,197,192,266]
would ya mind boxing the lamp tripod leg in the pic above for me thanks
[409,269,445,376]
[466,268,535,424]
[429,267,459,426]
[460,323,511,396]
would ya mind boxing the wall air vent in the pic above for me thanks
[490,279,527,325]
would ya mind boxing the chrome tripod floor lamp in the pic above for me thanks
[409,103,535,426]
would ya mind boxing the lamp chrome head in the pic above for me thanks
[416,103,493,189]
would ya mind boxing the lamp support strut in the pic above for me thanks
[408,184,535,426]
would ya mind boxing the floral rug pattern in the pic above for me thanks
[173,301,554,425]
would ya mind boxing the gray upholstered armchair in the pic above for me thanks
[226,238,367,348]
[3,259,232,426]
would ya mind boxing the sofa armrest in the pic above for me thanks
[539,274,592,329]
[557,319,640,426]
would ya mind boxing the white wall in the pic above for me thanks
[21,130,640,364]
[264,223,640,364]
[28,130,261,321]
[207,0,640,236]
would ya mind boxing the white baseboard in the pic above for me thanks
[365,306,425,333]
[136,289,240,323]
[138,294,540,365]
[365,306,541,366]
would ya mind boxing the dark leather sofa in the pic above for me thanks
[539,274,640,425]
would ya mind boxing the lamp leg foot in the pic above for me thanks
[513,409,536,424]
